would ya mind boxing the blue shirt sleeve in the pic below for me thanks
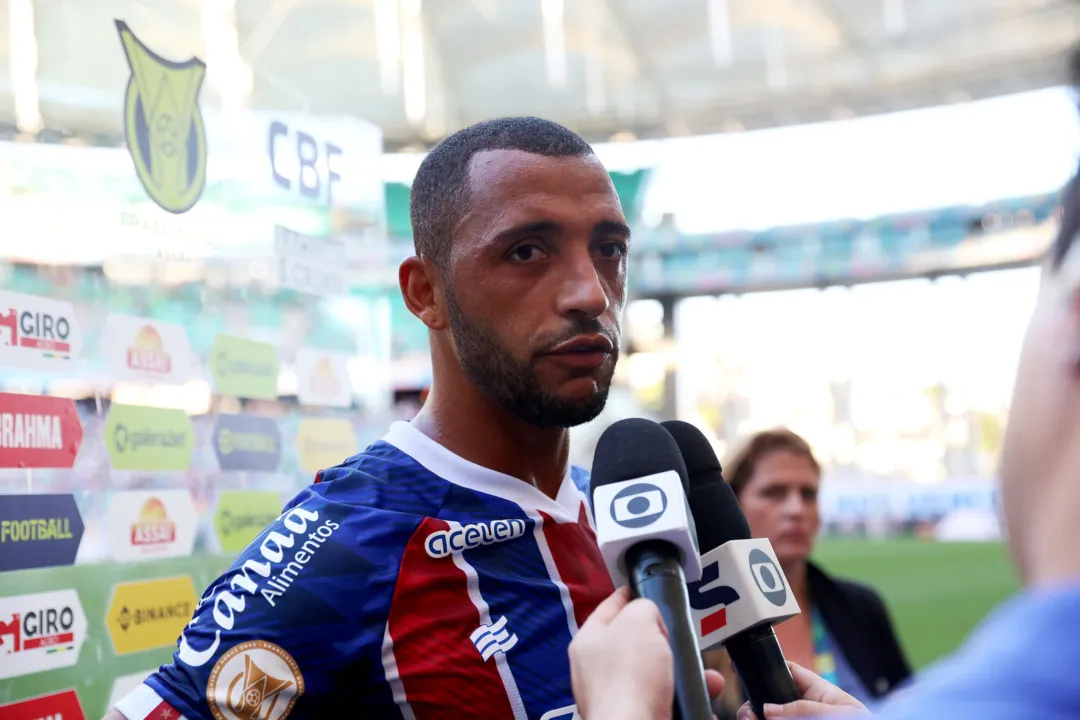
[866,583,1080,719]
[142,480,422,720]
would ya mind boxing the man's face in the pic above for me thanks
[442,149,628,429]
[999,250,1080,576]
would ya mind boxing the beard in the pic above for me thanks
[443,286,616,429]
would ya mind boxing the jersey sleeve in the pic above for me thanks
[115,477,422,720]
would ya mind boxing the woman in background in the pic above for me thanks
[705,429,912,718]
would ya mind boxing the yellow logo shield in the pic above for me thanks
[116,20,207,214]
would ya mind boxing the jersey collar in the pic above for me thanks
[382,421,584,524]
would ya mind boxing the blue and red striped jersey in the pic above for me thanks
[115,422,613,720]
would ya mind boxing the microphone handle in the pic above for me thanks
[725,624,799,720]
[626,540,713,720]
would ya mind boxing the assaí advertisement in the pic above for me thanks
[105,490,197,563]
[103,313,195,384]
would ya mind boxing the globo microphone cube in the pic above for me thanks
[688,538,802,650]
[593,470,703,585]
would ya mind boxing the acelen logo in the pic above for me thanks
[0,394,83,469]
[0,689,86,720]
[687,560,741,636]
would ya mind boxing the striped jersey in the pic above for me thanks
[115,421,613,720]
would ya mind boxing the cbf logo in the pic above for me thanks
[609,483,668,528]
[116,20,207,214]
[748,548,788,606]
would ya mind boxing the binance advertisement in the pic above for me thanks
[0,7,392,719]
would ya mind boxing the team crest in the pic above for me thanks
[207,640,305,720]
[115,20,207,214]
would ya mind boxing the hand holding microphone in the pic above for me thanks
[569,586,726,720]
[734,662,868,719]
[660,421,801,720]
[589,418,712,720]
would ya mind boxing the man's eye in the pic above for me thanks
[510,244,544,262]
[598,242,628,259]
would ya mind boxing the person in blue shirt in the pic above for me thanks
[569,49,1080,720]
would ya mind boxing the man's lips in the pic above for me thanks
[540,334,615,370]
[543,334,615,355]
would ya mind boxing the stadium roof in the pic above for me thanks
[0,0,1076,150]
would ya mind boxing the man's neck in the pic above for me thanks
[411,385,571,500]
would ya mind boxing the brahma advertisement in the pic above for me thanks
[0,393,84,469]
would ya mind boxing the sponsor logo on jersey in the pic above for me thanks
[0,590,87,679]
[179,504,339,668]
[470,615,518,662]
[207,640,304,720]
[424,518,528,559]
[539,706,581,720]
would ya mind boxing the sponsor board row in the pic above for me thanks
[0,490,286,573]
[0,290,355,405]
[0,393,359,472]
[0,579,196,682]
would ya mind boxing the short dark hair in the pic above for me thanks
[409,117,594,271]
[1051,43,1080,267]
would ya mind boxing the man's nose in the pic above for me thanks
[555,252,610,320]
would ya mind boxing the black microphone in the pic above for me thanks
[661,421,800,720]
[590,418,712,720]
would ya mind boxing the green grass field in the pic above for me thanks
[812,538,1021,669]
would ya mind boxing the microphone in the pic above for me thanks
[590,418,711,720]
[661,421,801,720]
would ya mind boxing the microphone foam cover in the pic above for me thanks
[590,418,690,503]
[689,481,752,552]
[661,420,726,488]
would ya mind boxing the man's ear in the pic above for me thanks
[399,256,448,331]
